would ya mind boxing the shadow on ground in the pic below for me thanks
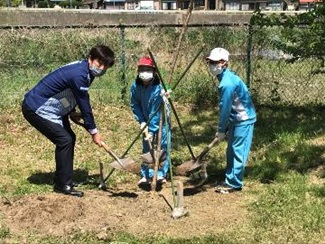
[27,169,89,185]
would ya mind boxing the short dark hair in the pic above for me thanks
[88,45,115,67]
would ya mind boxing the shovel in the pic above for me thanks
[100,47,204,186]
[70,118,137,174]
[141,130,156,163]
[100,142,136,173]
[175,136,220,175]
[140,129,167,165]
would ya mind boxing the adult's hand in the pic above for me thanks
[92,133,103,146]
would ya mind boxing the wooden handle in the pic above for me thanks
[208,136,219,149]
[143,130,150,140]
[197,137,220,159]
[101,142,126,169]
[101,142,119,162]
[100,141,110,151]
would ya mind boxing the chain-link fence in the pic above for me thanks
[0,23,324,109]
[248,24,325,106]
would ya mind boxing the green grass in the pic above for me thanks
[1,38,325,242]
[249,172,325,243]
[1,102,324,243]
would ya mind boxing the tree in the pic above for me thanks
[251,4,325,73]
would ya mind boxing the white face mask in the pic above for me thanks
[209,64,224,76]
[139,71,153,82]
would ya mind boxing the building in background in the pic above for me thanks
[103,0,125,9]
[298,0,321,10]
[12,0,324,11]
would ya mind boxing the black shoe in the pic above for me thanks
[53,180,81,187]
[54,184,84,197]
[71,181,81,187]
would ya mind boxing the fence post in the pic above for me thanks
[246,24,253,89]
[119,24,127,103]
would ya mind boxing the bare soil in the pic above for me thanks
[0,108,253,241]
[0,177,251,240]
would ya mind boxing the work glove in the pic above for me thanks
[160,88,172,99]
[144,132,153,142]
[140,122,149,136]
[215,132,226,141]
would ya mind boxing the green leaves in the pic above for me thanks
[251,5,325,61]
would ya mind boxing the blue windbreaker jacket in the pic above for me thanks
[130,76,163,134]
[217,68,256,133]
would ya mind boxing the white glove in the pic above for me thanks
[144,132,153,142]
[160,89,172,99]
[140,122,146,130]
[140,122,148,135]
[215,132,226,141]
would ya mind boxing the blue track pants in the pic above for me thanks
[225,123,254,189]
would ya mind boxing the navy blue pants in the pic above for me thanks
[22,102,76,187]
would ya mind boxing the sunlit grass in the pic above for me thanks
[1,101,325,243]
[1,61,325,243]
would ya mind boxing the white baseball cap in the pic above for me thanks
[206,48,229,62]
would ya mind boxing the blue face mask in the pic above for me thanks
[90,65,106,77]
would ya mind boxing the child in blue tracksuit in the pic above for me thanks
[206,47,256,193]
[22,45,115,197]
[130,56,171,186]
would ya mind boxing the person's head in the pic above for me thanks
[206,47,229,76]
[137,56,156,86]
[88,45,115,77]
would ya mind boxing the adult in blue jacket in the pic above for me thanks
[206,47,256,194]
[130,57,171,186]
[22,45,115,197]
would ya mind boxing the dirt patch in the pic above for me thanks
[0,178,251,239]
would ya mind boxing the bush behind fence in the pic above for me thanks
[0,24,324,109]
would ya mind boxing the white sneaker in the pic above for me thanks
[157,176,167,184]
[137,177,149,185]
[215,182,241,194]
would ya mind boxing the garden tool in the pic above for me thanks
[148,48,198,167]
[69,118,136,174]
[98,162,106,190]
[151,109,164,191]
[101,47,204,186]
[140,129,167,165]
[166,0,193,86]
[141,150,167,165]
[175,136,220,175]
[141,130,156,163]
[101,142,136,173]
